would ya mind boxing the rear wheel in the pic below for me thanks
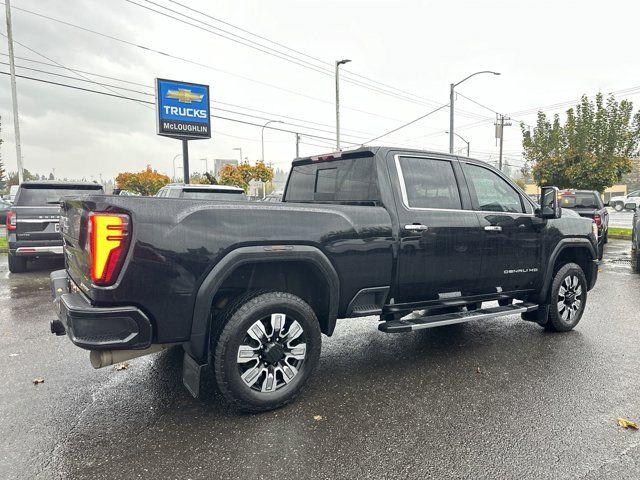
[546,263,587,332]
[211,291,321,412]
[632,247,640,273]
[8,253,27,273]
[614,202,624,212]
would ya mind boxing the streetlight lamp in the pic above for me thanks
[232,147,243,162]
[261,120,283,162]
[445,131,470,157]
[335,58,351,151]
[449,70,500,154]
[172,154,182,181]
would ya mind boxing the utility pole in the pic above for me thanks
[335,59,351,151]
[295,133,300,158]
[5,0,23,184]
[495,114,512,172]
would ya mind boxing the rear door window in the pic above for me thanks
[15,185,104,206]
[397,156,462,210]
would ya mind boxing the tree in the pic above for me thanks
[521,93,640,192]
[115,165,170,196]
[218,161,274,191]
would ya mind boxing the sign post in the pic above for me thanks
[155,78,211,184]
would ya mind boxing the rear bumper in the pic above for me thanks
[50,269,152,350]
[15,245,63,255]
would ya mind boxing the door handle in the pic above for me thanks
[484,225,502,232]
[405,224,429,232]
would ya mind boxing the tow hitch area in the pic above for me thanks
[50,319,66,336]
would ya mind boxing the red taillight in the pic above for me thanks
[593,213,602,227]
[6,211,16,231]
[88,213,130,285]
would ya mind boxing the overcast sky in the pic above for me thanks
[1,0,639,181]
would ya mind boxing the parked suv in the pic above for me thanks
[609,189,640,211]
[156,183,246,201]
[628,200,640,272]
[558,190,608,258]
[50,148,599,411]
[7,181,104,272]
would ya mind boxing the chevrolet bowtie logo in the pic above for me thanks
[166,88,204,103]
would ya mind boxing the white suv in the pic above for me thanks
[609,190,640,211]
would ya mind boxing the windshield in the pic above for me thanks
[181,189,246,201]
[15,185,104,206]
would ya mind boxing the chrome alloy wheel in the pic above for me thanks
[236,313,307,393]
[557,275,583,322]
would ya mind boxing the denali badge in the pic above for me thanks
[504,268,539,274]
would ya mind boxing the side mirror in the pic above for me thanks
[536,186,562,219]
[625,202,638,211]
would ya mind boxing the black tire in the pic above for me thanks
[632,248,640,274]
[614,202,624,212]
[603,228,609,244]
[546,263,587,332]
[8,253,27,273]
[211,291,321,412]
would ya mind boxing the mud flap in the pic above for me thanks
[521,304,549,325]
[182,351,206,398]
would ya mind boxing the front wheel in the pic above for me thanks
[614,202,624,212]
[546,263,587,332]
[211,291,321,412]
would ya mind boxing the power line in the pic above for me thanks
[126,0,450,109]
[0,70,365,146]
[2,3,408,123]
[0,52,385,137]
[362,104,449,144]
[163,0,469,109]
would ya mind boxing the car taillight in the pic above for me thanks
[6,211,16,231]
[88,213,130,285]
[592,221,598,240]
[593,213,602,227]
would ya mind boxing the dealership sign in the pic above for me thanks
[155,78,210,139]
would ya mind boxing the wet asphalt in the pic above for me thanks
[1,242,639,480]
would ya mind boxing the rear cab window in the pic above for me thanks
[284,154,380,205]
[15,184,104,206]
[181,188,246,201]
[559,192,602,209]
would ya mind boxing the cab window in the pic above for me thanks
[463,163,524,213]
[398,156,461,210]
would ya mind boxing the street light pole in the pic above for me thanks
[445,131,470,157]
[335,59,351,151]
[449,70,500,154]
[5,0,23,184]
[261,120,283,162]
[172,154,182,181]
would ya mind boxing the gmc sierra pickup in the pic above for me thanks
[50,147,599,411]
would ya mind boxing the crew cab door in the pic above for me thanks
[390,154,482,303]
[460,162,541,293]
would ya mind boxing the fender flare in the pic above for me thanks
[186,245,340,362]
[538,238,597,301]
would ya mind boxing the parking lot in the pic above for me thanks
[0,241,639,480]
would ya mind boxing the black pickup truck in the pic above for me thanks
[50,147,599,411]
[7,181,104,272]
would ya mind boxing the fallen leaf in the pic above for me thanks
[313,415,323,422]
[476,367,481,374]
[32,378,45,385]
[115,362,129,371]
[617,418,638,430]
